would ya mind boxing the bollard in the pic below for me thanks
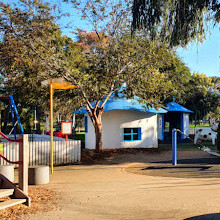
[28,166,49,185]
[172,128,177,165]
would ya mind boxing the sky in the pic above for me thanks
[52,0,220,78]
[176,26,220,78]
[5,0,220,78]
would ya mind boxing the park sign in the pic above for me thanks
[61,122,72,135]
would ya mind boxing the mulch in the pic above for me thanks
[0,186,58,220]
[81,148,167,164]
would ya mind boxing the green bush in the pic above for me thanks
[217,123,220,151]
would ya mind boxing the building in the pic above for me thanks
[75,96,167,149]
[164,98,193,140]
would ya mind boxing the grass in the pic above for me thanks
[189,124,210,128]
[72,132,85,141]
[0,143,3,154]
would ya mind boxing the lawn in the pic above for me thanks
[189,123,210,127]
[72,132,85,141]
[0,143,2,154]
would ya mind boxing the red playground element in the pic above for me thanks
[0,131,22,143]
[46,131,63,138]
[0,131,23,165]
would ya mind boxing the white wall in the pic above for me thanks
[85,110,158,149]
[183,113,190,137]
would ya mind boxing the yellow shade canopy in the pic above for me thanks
[51,83,77,90]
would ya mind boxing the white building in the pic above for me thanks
[75,97,167,149]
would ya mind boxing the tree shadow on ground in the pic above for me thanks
[185,213,220,220]
[154,157,220,165]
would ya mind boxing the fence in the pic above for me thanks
[0,139,81,167]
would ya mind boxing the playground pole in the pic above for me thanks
[19,134,29,195]
[172,128,177,165]
[41,77,77,174]
[50,79,54,174]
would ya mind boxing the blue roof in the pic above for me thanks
[166,102,193,113]
[75,97,167,114]
[208,90,220,96]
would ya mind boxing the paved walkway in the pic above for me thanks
[23,163,220,220]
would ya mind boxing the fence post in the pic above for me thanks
[19,134,29,195]
[172,129,177,166]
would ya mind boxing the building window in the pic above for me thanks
[85,116,88,133]
[123,127,141,141]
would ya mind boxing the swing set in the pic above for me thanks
[0,95,24,139]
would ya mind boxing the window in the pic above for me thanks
[85,116,88,133]
[123,127,141,141]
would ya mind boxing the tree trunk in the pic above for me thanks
[94,122,103,152]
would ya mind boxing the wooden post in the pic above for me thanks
[19,134,29,195]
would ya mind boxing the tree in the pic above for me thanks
[0,0,84,129]
[132,0,220,46]
[59,0,195,151]
[211,76,220,93]
[182,73,215,125]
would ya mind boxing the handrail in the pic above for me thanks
[0,131,23,164]
[0,153,22,165]
[0,131,22,142]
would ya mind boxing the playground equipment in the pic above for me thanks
[0,95,24,140]
[0,133,30,210]
[172,128,220,166]
[42,78,77,174]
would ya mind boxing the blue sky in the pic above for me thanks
[52,1,220,78]
[5,0,220,78]
[176,26,220,77]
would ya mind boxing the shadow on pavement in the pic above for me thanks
[154,157,220,165]
[185,213,220,220]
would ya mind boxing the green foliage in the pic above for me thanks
[181,73,214,122]
[132,0,220,47]
[0,0,84,122]
[217,123,220,151]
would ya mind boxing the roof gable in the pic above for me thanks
[166,102,193,113]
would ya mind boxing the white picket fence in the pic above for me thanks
[0,140,81,167]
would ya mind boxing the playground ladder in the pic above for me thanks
[0,174,30,210]
[0,134,30,210]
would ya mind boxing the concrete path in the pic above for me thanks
[23,163,220,220]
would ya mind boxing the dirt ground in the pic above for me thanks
[2,149,220,220]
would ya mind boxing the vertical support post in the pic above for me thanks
[9,95,24,134]
[172,128,177,166]
[10,103,17,140]
[50,79,54,174]
[34,107,37,130]
[19,134,29,195]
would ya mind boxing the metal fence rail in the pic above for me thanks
[0,140,81,167]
